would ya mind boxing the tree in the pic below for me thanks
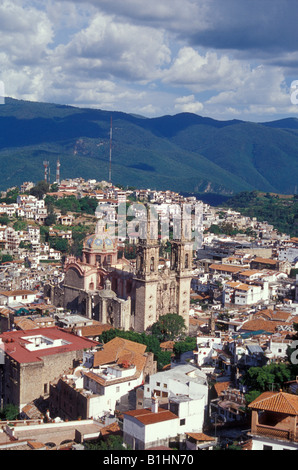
[245,390,262,405]
[174,337,197,357]
[0,404,19,420]
[85,435,128,451]
[30,181,49,200]
[13,220,27,231]
[242,363,291,392]
[0,253,13,264]
[0,215,10,225]
[156,350,172,370]
[49,237,69,253]
[44,211,57,226]
[150,314,186,342]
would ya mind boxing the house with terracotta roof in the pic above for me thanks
[0,289,37,307]
[142,364,208,439]
[49,336,155,421]
[185,432,217,450]
[0,327,98,411]
[123,395,181,450]
[223,280,269,306]
[248,391,298,450]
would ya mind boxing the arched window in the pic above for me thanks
[150,256,155,272]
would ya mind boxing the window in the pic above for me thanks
[163,383,167,388]
[185,254,189,269]
[180,419,185,426]
[263,445,272,451]
[116,386,120,393]
[156,382,160,387]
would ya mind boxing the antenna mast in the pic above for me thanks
[109,116,112,184]
[43,161,49,183]
[56,158,61,185]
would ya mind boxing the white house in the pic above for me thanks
[0,289,36,306]
[224,281,269,306]
[194,336,222,367]
[53,337,151,420]
[123,396,180,450]
[143,364,208,436]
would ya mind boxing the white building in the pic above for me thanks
[123,396,179,450]
[143,364,208,436]
[224,281,269,306]
[194,336,222,367]
[0,289,36,306]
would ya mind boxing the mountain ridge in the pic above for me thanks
[0,97,297,195]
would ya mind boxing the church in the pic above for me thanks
[47,211,193,334]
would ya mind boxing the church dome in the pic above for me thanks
[83,221,117,253]
[84,233,117,253]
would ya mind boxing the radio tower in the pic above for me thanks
[43,161,49,182]
[109,116,112,184]
[56,158,61,185]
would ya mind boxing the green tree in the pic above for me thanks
[242,363,291,392]
[0,404,19,420]
[150,314,186,342]
[0,254,13,264]
[85,435,128,451]
[174,337,197,357]
[44,211,57,227]
[245,390,262,405]
[30,180,50,200]
[156,350,172,370]
[49,237,69,253]
[0,215,10,225]
[13,220,27,231]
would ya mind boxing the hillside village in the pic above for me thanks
[0,176,298,451]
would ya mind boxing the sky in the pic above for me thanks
[1,0,298,121]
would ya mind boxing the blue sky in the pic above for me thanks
[1,0,298,121]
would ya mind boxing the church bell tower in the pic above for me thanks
[134,207,160,332]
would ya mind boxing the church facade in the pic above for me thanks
[47,215,193,334]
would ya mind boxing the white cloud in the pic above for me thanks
[0,0,298,121]
[175,95,204,114]
[53,12,171,82]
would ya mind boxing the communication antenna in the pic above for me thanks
[109,116,112,184]
[56,158,61,185]
[43,161,49,182]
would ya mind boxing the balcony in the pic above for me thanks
[254,424,297,443]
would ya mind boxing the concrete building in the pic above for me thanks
[49,337,156,421]
[0,327,97,411]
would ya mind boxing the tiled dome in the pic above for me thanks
[84,233,116,253]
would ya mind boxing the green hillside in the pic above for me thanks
[223,191,298,237]
[0,97,297,195]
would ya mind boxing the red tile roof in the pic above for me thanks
[186,433,216,442]
[0,327,97,364]
[248,391,298,415]
[124,407,178,425]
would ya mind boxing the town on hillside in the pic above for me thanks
[0,173,298,451]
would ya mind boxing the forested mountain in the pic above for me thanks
[0,97,297,195]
